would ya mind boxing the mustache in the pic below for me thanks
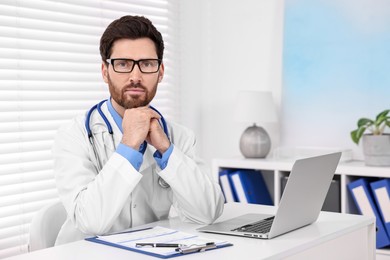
[122,82,147,92]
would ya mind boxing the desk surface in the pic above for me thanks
[7,203,374,260]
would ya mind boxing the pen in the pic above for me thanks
[135,243,184,248]
[175,242,216,254]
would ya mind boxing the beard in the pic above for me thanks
[107,74,158,109]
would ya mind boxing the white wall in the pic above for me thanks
[180,0,285,164]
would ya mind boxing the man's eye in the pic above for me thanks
[117,61,128,67]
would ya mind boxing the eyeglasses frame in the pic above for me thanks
[105,58,162,74]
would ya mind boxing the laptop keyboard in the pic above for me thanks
[232,217,275,234]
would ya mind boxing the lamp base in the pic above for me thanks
[239,124,271,158]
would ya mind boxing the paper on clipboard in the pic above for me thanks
[88,226,232,258]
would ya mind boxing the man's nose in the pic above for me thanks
[129,64,142,83]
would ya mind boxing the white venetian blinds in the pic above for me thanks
[0,0,179,258]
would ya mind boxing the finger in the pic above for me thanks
[147,118,170,153]
[121,107,153,149]
[147,108,161,120]
[149,118,163,132]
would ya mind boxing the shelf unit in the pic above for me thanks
[212,157,390,259]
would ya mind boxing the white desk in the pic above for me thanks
[7,203,375,260]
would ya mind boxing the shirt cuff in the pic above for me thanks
[116,143,143,171]
[153,144,174,170]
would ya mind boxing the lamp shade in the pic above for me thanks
[234,91,277,123]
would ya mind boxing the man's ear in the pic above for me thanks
[102,62,109,83]
[158,62,165,83]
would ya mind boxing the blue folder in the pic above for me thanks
[218,169,237,203]
[370,179,390,238]
[348,178,390,248]
[229,170,273,205]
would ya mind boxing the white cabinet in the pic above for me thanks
[212,157,390,259]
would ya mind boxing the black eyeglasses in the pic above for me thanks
[106,58,162,73]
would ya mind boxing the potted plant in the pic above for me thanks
[351,109,390,166]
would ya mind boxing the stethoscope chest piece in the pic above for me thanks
[158,177,170,189]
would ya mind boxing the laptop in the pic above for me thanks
[197,152,342,239]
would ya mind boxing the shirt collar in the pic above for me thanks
[107,98,123,133]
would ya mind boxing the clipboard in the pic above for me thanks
[85,226,233,259]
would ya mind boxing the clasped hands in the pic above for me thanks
[121,106,170,154]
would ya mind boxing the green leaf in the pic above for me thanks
[357,118,373,128]
[376,109,390,121]
[351,126,367,144]
[376,116,388,126]
[357,125,367,138]
[351,130,359,144]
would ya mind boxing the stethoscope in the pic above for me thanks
[85,99,170,189]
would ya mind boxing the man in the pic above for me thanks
[53,15,224,245]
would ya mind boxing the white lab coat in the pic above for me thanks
[52,102,224,245]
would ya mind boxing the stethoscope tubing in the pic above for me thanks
[85,99,170,189]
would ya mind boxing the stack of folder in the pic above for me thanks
[219,169,273,205]
[348,178,390,249]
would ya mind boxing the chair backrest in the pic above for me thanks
[29,201,67,251]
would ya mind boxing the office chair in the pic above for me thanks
[29,201,67,251]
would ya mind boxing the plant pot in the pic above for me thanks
[362,134,390,166]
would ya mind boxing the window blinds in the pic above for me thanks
[0,0,179,258]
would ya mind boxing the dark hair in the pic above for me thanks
[99,15,164,62]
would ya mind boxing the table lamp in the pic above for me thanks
[235,91,277,158]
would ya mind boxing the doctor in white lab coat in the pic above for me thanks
[52,15,224,245]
